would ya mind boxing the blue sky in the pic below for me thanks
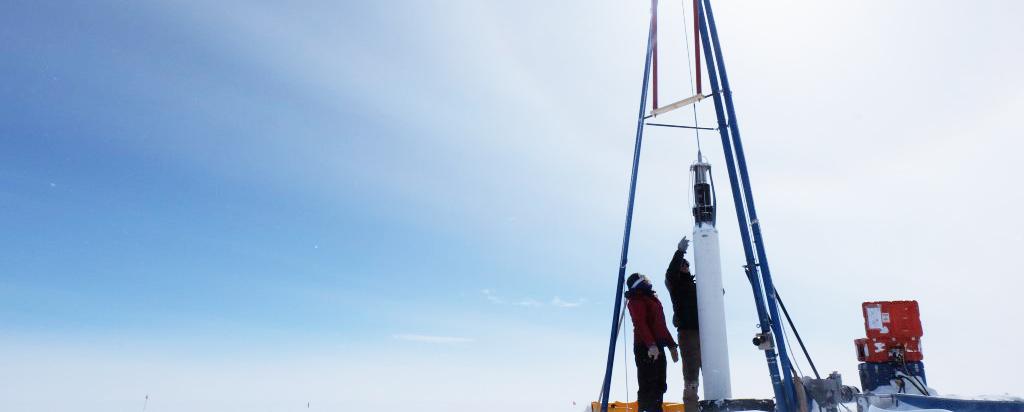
[2,1,1024,411]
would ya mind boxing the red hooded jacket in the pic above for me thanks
[626,291,678,349]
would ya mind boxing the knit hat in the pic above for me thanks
[625,273,650,291]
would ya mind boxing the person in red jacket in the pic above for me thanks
[625,272,679,412]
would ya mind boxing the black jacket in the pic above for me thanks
[664,249,699,330]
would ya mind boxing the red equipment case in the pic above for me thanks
[854,300,924,363]
[862,301,922,340]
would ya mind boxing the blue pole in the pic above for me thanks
[696,1,792,410]
[701,0,799,409]
[599,2,657,411]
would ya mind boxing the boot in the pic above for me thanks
[683,382,699,412]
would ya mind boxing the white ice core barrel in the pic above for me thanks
[693,222,732,400]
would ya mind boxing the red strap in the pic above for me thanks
[694,0,702,95]
[651,0,659,110]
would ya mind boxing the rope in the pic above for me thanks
[593,307,632,409]
[781,319,805,378]
[621,306,630,407]
[775,290,821,379]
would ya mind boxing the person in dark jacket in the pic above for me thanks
[625,272,679,412]
[664,237,702,412]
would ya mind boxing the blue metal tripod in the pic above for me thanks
[599,1,800,411]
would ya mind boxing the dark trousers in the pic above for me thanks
[633,344,667,412]
[678,329,702,412]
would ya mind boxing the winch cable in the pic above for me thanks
[679,0,704,155]
[775,289,821,379]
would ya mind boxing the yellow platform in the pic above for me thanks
[589,401,685,412]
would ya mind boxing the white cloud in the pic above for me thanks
[392,334,473,344]
[551,297,585,308]
[481,289,504,304]
[515,298,543,307]
[486,290,585,308]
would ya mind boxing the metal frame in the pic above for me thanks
[599,1,801,411]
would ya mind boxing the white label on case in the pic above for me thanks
[867,306,883,330]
